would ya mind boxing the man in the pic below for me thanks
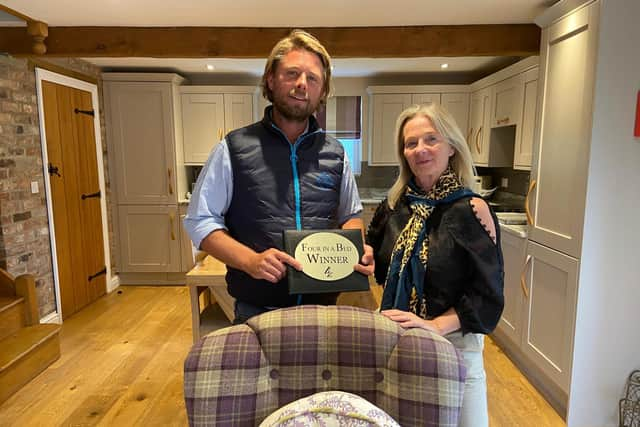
[184,29,374,324]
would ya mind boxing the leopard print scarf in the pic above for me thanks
[380,167,473,318]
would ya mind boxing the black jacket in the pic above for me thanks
[366,194,505,334]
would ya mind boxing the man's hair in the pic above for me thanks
[260,29,332,108]
[387,103,477,209]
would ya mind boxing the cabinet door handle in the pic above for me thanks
[520,255,531,298]
[167,168,173,195]
[475,126,483,153]
[169,213,176,241]
[525,179,537,225]
[467,127,473,143]
[218,128,223,140]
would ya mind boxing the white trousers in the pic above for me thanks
[445,332,488,427]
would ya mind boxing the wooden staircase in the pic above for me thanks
[0,268,61,404]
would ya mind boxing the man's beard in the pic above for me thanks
[272,89,320,122]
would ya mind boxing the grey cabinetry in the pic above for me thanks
[495,231,527,347]
[104,73,189,280]
[180,86,256,165]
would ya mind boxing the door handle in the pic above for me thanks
[169,213,176,241]
[167,168,173,195]
[525,179,537,225]
[475,126,483,153]
[520,255,531,298]
[81,190,101,200]
[467,127,473,143]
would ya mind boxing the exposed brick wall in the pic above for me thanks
[0,55,112,318]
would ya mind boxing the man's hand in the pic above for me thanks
[354,243,375,276]
[247,248,302,283]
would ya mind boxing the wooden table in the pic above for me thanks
[185,255,384,342]
[185,255,234,342]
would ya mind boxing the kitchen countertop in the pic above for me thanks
[359,187,388,204]
[499,223,528,238]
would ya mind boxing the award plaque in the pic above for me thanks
[283,229,369,295]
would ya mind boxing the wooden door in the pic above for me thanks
[41,81,106,318]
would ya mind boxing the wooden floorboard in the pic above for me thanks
[0,286,565,426]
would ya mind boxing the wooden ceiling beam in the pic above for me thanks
[0,25,540,58]
[0,4,48,54]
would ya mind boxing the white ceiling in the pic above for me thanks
[1,0,555,77]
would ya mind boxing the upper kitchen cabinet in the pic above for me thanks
[180,86,257,164]
[528,2,599,258]
[468,87,493,165]
[367,86,469,165]
[468,56,539,168]
[369,93,412,165]
[104,73,186,205]
[513,68,539,170]
[491,74,524,128]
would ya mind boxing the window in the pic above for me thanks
[317,96,362,175]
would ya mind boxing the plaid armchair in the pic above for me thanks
[184,305,466,426]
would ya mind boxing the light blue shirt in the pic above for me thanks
[184,138,363,249]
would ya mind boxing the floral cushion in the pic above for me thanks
[259,391,400,427]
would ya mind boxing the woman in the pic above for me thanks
[366,103,504,427]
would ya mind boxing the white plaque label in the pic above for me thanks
[294,232,359,281]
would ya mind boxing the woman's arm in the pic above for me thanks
[449,197,504,334]
[381,307,461,335]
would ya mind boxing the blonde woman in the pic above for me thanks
[366,103,504,427]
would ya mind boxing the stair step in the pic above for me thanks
[0,324,61,404]
[0,296,25,342]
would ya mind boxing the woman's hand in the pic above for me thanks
[380,309,441,335]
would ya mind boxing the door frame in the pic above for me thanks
[35,68,115,323]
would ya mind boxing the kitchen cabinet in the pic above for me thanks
[513,68,538,170]
[180,86,256,164]
[521,240,579,394]
[369,93,412,165]
[411,93,440,106]
[104,73,189,280]
[104,78,183,205]
[528,2,596,259]
[117,205,181,272]
[491,1,602,415]
[441,93,469,135]
[180,204,195,273]
[367,86,469,165]
[467,87,513,167]
[495,229,527,347]
[490,74,524,128]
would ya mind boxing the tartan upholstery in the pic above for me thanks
[184,305,466,426]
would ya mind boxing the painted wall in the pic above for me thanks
[569,0,640,425]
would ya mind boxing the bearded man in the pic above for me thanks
[184,30,374,324]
